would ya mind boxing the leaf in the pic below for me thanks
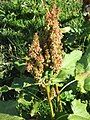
[84,77,90,91]
[14,61,26,74]
[11,76,34,92]
[0,85,12,93]
[30,102,39,117]
[14,61,26,67]
[0,113,24,120]
[0,100,18,115]
[61,90,75,101]
[68,115,89,120]
[56,50,82,82]
[76,63,85,75]
[68,99,90,120]
[61,26,71,33]
[0,100,24,119]
[18,98,31,107]
[62,50,82,70]
[75,71,90,93]
[79,45,90,71]
[55,112,68,120]
[76,45,90,93]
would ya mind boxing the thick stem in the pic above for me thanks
[46,85,55,119]
[56,84,62,112]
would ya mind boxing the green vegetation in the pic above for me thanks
[0,0,90,120]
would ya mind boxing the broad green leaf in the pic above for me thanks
[76,45,90,93]
[0,100,18,115]
[78,45,90,71]
[76,63,85,75]
[68,99,90,120]
[68,115,89,120]
[84,77,90,91]
[75,71,90,93]
[62,50,82,69]
[56,50,82,82]
[0,113,24,120]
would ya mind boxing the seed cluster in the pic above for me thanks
[26,4,63,80]
[45,4,63,73]
[26,33,44,80]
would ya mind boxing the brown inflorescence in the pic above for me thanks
[44,4,63,73]
[26,4,63,79]
[26,33,44,80]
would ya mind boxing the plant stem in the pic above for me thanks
[60,80,76,93]
[56,84,62,112]
[46,85,55,119]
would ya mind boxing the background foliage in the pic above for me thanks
[0,0,90,120]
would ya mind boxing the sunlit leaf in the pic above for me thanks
[68,99,90,120]
[30,102,39,117]
[0,113,24,120]
[55,50,82,82]
[76,45,90,93]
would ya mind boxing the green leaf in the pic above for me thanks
[56,50,82,82]
[0,100,24,119]
[76,45,90,93]
[14,61,26,67]
[68,115,89,120]
[18,98,31,107]
[75,71,90,93]
[62,50,82,70]
[0,85,12,93]
[0,100,18,115]
[55,112,68,120]
[61,90,75,101]
[11,76,33,91]
[61,26,71,33]
[0,113,24,120]
[14,61,26,74]
[79,45,90,71]
[76,63,85,75]
[30,102,39,117]
[68,99,90,120]
[84,77,90,91]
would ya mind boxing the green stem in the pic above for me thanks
[56,84,62,112]
[46,85,55,119]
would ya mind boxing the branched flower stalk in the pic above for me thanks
[26,3,63,119]
[44,4,63,115]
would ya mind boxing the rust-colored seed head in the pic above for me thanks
[26,33,44,80]
[44,4,63,73]
[26,4,63,80]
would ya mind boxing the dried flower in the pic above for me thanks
[26,4,63,80]
[44,4,63,73]
[26,33,44,80]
